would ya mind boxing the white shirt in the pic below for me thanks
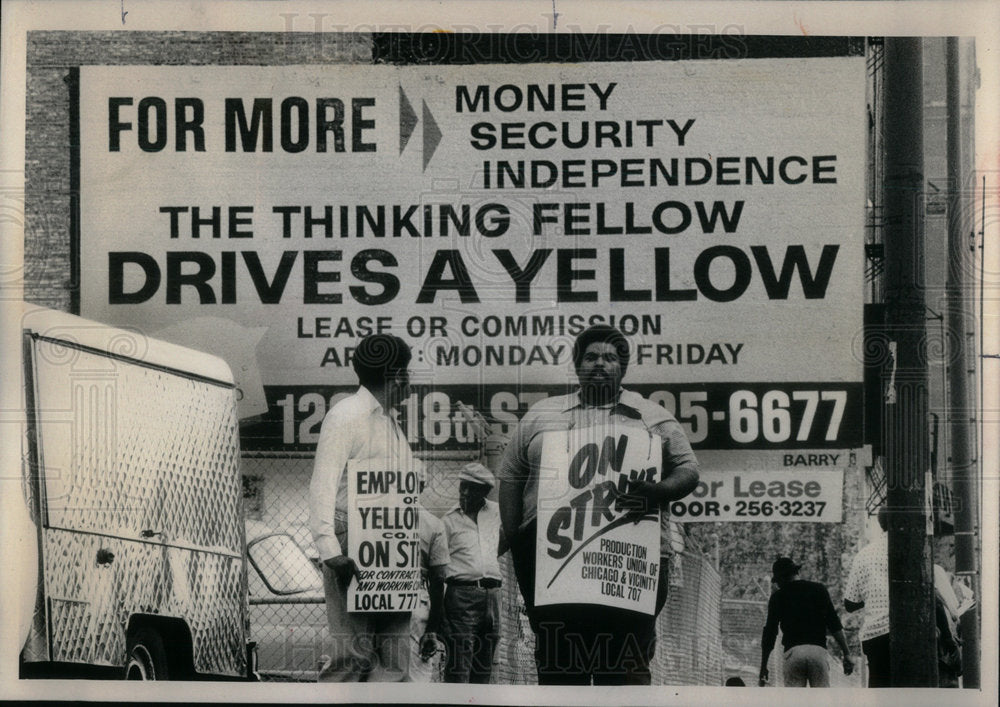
[844,532,889,641]
[308,386,415,561]
[419,507,451,570]
[442,499,502,582]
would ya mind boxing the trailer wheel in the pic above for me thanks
[125,628,169,680]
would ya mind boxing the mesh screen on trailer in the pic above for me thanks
[26,335,246,676]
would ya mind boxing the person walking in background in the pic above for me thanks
[759,557,854,687]
[440,463,503,683]
[308,334,416,682]
[844,506,890,686]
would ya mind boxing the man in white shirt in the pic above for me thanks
[441,463,503,683]
[309,334,415,682]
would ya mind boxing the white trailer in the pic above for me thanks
[17,307,255,680]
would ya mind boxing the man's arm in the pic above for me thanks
[425,564,448,632]
[626,421,700,512]
[497,521,509,557]
[843,550,865,612]
[309,405,357,581]
[497,422,529,541]
[659,421,700,499]
[759,595,780,686]
[823,586,854,674]
[499,480,525,542]
[656,464,700,502]
[832,628,854,674]
[418,563,448,659]
[424,522,451,635]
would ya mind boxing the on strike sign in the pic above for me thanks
[346,462,421,612]
[535,426,662,615]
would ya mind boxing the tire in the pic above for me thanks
[125,627,170,680]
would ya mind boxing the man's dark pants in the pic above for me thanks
[508,522,669,686]
[862,634,891,687]
[441,584,501,683]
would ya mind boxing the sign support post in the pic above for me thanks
[946,36,980,688]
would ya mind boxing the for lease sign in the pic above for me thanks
[78,58,865,453]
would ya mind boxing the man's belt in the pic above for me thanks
[447,577,501,589]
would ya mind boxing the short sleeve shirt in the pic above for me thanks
[442,499,502,582]
[496,388,699,553]
[418,507,450,569]
[844,534,890,641]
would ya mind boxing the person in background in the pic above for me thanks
[440,463,502,683]
[934,565,963,688]
[844,506,890,687]
[846,507,971,688]
[308,334,416,682]
[407,461,450,682]
[759,557,853,687]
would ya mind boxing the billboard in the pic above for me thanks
[78,58,865,455]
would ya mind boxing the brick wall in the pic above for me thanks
[24,31,371,313]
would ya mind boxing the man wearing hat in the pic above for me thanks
[440,462,503,683]
[759,557,854,687]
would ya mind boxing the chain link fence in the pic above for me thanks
[241,451,723,685]
[651,552,724,685]
[721,598,777,686]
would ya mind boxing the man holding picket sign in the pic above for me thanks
[309,334,421,682]
[498,324,700,685]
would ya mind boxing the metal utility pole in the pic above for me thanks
[946,36,980,688]
[882,37,938,687]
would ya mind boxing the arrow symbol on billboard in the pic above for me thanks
[399,86,417,155]
[422,100,441,171]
